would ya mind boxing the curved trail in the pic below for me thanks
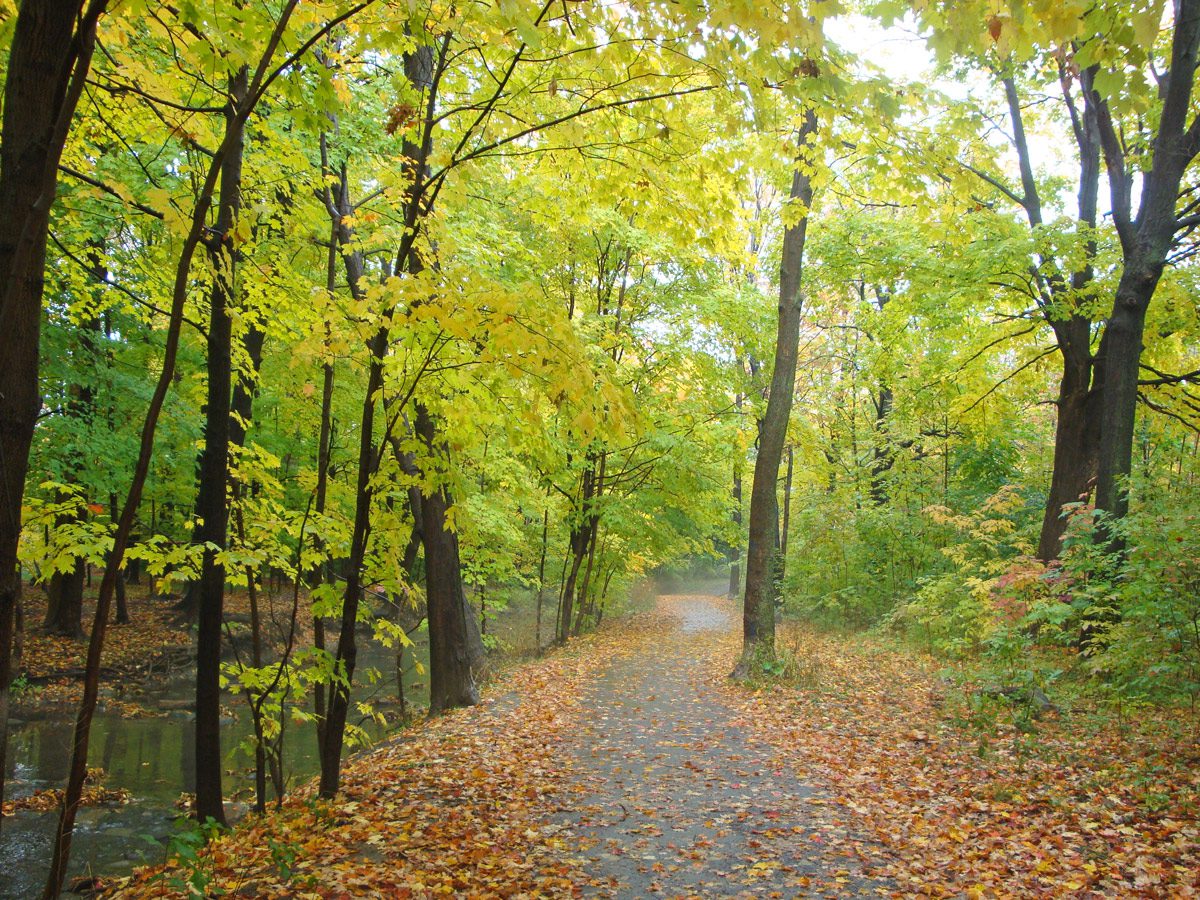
[555,593,887,898]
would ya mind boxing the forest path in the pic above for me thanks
[117,590,1200,898]
[553,593,888,898]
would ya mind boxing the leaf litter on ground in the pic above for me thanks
[110,594,1199,898]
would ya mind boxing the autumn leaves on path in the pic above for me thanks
[118,594,886,898]
[119,593,1199,897]
[558,594,885,897]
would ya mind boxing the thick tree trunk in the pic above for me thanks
[1001,73,1102,561]
[1037,321,1100,561]
[0,0,106,831]
[1084,3,1200,540]
[193,67,249,829]
[45,557,85,638]
[415,402,485,714]
[1094,274,1154,532]
[736,111,817,675]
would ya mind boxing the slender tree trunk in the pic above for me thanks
[735,111,818,676]
[42,96,234,900]
[729,390,744,597]
[535,506,549,655]
[311,217,338,751]
[316,242,374,798]
[573,455,605,637]
[729,467,742,597]
[557,530,586,644]
[558,459,597,642]
[194,66,249,829]
[110,493,130,625]
[776,444,793,595]
[573,520,601,637]
[246,566,267,812]
[315,106,407,794]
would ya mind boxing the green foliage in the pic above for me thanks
[888,487,1035,657]
[153,816,226,897]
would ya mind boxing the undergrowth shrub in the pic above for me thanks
[888,485,1033,657]
[1059,486,1200,709]
[886,476,1200,712]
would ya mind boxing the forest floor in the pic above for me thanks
[111,592,1200,899]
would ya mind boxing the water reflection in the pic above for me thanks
[2,634,428,899]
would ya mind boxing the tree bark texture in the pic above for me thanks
[1036,320,1101,561]
[1001,73,1103,561]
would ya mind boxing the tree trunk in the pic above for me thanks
[193,67,249,829]
[0,0,106,831]
[776,444,793,596]
[557,526,587,644]
[535,506,549,654]
[730,387,745,597]
[1083,5,1200,541]
[311,216,338,751]
[558,457,599,642]
[729,465,742,597]
[1094,275,1153,532]
[102,492,130,624]
[736,111,818,676]
[415,402,485,714]
[43,111,232,900]
[45,557,85,638]
[572,455,604,637]
[1037,321,1100,560]
[316,231,373,799]
[999,73,1102,561]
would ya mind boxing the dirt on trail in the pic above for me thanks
[556,593,888,898]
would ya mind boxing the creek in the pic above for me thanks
[1,630,428,899]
